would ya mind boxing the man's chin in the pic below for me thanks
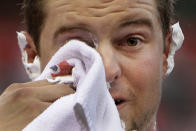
[116,102,137,131]
[117,103,157,131]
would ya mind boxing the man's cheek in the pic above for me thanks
[137,57,162,103]
[130,56,162,95]
[133,58,162,113]
[141,55,162,79]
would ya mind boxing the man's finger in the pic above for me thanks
[5,80,54,93]
[32,83,75,103]
[23,80,55,87]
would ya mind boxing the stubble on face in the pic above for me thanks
[39,0,165,130]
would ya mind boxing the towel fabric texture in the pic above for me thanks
[17,22,184,131]
[23,40,124,131]
[17,22,184,81]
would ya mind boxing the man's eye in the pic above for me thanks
[126,37,139,46]
[68,37,96,48]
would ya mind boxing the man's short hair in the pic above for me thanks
[22,0,176,52]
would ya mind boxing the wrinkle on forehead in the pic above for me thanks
[47,0,155,18]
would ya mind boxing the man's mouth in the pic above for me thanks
[114,99,125,106]
[110,90,131,110]
[114,98,127,110]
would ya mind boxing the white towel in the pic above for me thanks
[18,22,184,131]
[23,40,124,131]
[17,23,184,83]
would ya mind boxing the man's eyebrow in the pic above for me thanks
[119,18,153,30]
[54,23,91,39]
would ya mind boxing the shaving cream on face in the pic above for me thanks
[17,22,184,80]
[17,32,41,81]
[166,22,184,75]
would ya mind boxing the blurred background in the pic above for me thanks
[0,1,196,131]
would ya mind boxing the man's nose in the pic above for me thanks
[97,42,121,83]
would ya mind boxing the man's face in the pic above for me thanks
[38,0,167,130]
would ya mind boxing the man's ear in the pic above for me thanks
[22,31,38,63]
[163,29,172,77]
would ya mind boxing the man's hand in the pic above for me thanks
[0,80,75,131]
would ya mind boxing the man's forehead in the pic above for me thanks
[46,0,156,12]
[44,0,158,28]
[42,0,159,39]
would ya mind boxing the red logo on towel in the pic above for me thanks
[51,61,73,77]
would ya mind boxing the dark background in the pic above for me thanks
[0,1,196,131]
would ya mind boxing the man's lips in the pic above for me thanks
[113,96,128,110]
[110,86,135,110]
